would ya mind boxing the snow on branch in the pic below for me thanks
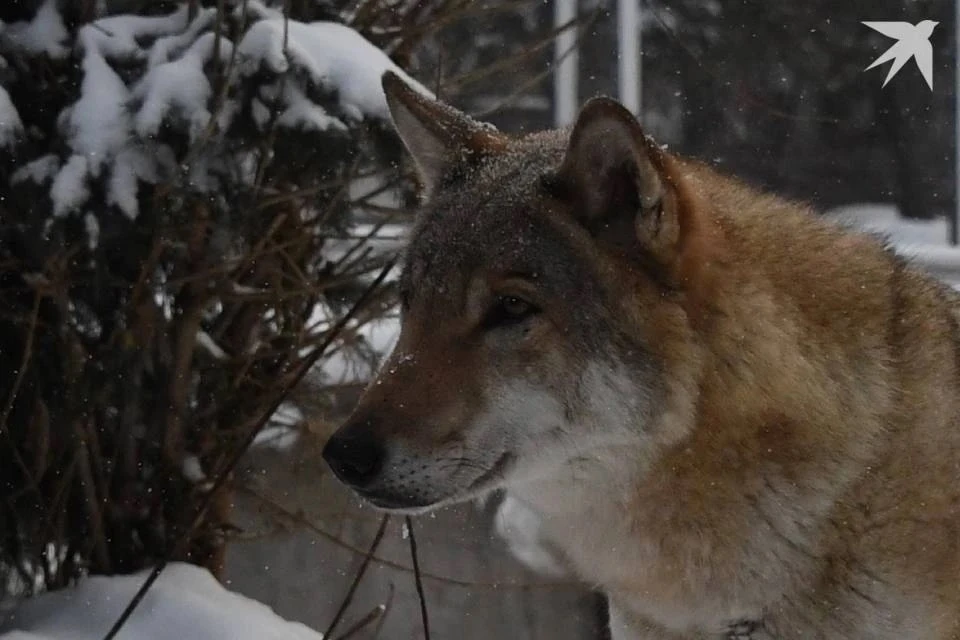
[235,19,431,121]
[0,84,23,148]
[132,32,235,140]
[10,2,428,223]
[2,0,70,59]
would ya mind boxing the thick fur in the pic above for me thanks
[323,73,960,639]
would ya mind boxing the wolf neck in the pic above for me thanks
[505,178,900,632]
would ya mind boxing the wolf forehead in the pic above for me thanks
[399,131,595,299]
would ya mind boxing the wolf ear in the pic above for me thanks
[552,98,682,263]
[382,71,507,198]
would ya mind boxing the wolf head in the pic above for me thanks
[323,72,719,512]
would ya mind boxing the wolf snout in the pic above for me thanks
[322,424,386,488]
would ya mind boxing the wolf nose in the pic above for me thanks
[323,427,385,488]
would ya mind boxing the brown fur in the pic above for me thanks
[322,73,960,639]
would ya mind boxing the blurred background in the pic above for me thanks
[0,0,955,638]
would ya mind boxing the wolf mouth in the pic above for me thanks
[465,451,513,492]
[358,491,435,511]
[358,453,515,513]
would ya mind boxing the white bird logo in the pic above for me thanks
[863,20,938,90]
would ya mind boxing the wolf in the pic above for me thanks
[322,71,960,639]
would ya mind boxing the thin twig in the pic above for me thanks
[75,435,112,573]
[442,10,588,93]
[236,484,581,590]
[323,514,390,639]
[332,603,386,640]
[369,583,395,640]
[470,8,603,120]
[0,291,41,435]
[642,0,841,125]
[406,516,431,640]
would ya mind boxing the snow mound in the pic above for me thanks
[0,563,324,640]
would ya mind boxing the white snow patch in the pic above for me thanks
[3,0,70,59]
[107,147,158,220]
[12,155,60,185]
[321,222,407,265]
[825,203,960,288]
[0,562,324,640]
[825,203,950,247]
[231,282,264,295]
[235,19,432,121]
[56,6,207,218]
[180,454,207,483]
[50,155,90,218]
[146,7,218,68]
[0,85,24,148]
[196,330,228,360]
[277,83,346,132]
[83,213,100,250]
[269,402,304,427]
[251,97,271,127]
[243,0,286,21]
[133,32,233,140]
[77,6,191,61]
[318,314,400,384]
[253,425,300,451]
[63,49,131,177]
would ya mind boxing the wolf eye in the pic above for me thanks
[483,295,538,329]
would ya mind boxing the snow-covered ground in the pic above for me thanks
[825,203,960,288]
[0,563,323,640]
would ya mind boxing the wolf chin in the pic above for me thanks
[322,71,960,639]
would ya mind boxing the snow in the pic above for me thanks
[318,315,400,384]
[47,6,228,218]
[181,454,207,483]
[146,8,218,68]
[276,84,347,132]
[254,425,300,451]
[29,4,427,219]
[196,330,228,360]
[11,155,60,185]
[108,147,159,220]
[83,213,100,250]
[77,6,192,61]
[49,156,90,218]
[269,402,304,427]
[235,19,432,122]
[0,85,23,148]
[45,6,220,218]
[825,203,960,288]
[62,49,131,178]
[825,203,950,246]
[243,0,285,22]
[133,32,234,141]
[322,222,407,265]
[0,563,324,640]
[3,0,69,59]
